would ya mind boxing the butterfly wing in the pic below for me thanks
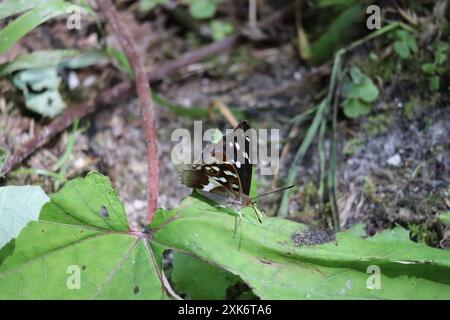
[180,121,254,204]
[227,121,253,196]
[180,162,242,203]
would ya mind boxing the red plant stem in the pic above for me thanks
[96,0,159,223]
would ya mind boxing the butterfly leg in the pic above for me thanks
[233,209,243,239]
[251,202,263,223]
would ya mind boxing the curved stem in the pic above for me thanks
[97,0,159,223]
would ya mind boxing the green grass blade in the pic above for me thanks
[153,93,209,118]
[0,0,57,20]
[0,1,89,56]
[11,168,66,182]
[0,49,107,76]
[277,98,328,217]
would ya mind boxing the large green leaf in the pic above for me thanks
[0,173,166,299]
[151,196,450,299]
[3,173,449,299]
[0,186,49,249]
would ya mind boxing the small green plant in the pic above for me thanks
[392,30,418,59]
[343,137,364,156]
[409,222,440,247]
[138,0,234,41]
[0,147,9,172]
[138,0,168,12]
[139,0,223,19]
[363,176,376,198]
[421,41,449,91]
[210,20,234,41]
[187,0,223,19]
[362,112,394,136]
[341,67,379,118]
[403,95,422,120]
[440,211,450,226]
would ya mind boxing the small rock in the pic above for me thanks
[82,75,97,87]
[68,72,80,89]
[133,199,146,211]
[74,157,86,170]
[387,154,402,167]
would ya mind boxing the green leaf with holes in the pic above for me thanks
[0,173,166,299]
[151,195,450,299]
[2,172,450,299]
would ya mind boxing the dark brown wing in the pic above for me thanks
[181,121,254,202]
[180,162,242,202]
[222,121,253,196]
[235,121,253,195]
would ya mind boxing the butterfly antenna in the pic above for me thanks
[251,185,294,200]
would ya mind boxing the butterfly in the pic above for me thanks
[179,121,263,223]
